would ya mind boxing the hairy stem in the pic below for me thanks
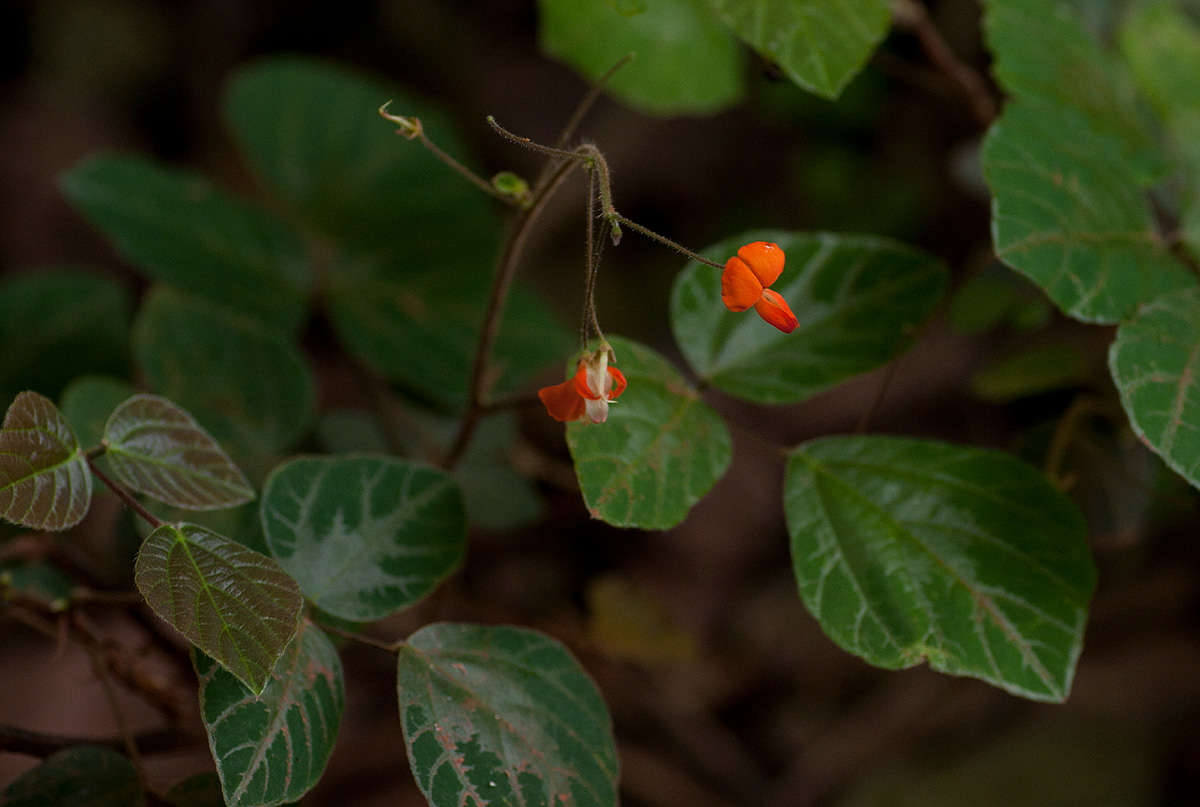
[87,456,163,529]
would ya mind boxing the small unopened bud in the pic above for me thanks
[378,101,422,140]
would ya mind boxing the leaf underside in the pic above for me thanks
[0,390,92,530]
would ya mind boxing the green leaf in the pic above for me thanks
[707,0,891,99]
[396,623,618,807]
[1109,287,1200,490]
[60,154,311,333]
[60,375,136,450]
[196,618,344,807]
[0,269,131,405]
[1120,1,1200,258]
[538,0,743,115]
[103,394,254,510]
[260,455,466,621]
[983,0,1162,179]
[134,522,303,692]
[327,255,569,410]
[970,343,1093,403]
[948,268,1050,335]
[455,413,544,530]
[566,336,731,529]
[133,287,315,473]
[163,773,224,807]
[1,746,143,807]
[0,391,92,530]
[670,231,946,404]
[0,559,74,603]
[784,435,1096,701]
[223,57,499,259]
[982,99,1196,324]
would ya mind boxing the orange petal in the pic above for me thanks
[572,361,602,400]
[737,241,785,287]
[607,367,627,400]
[538,378,586,422]
[755,288,798,334]
[721,257,764,311]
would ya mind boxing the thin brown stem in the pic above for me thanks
[442,157,582,470]
[319,621,405,653]
[552,54,635,154]
[614,214,725,268]
[893,0,997,126]
[489,116,589,163]
[380,102,515,204]
[856,358,903,434]
[86,457,163,530]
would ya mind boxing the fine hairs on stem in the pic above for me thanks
[582,166,607,348]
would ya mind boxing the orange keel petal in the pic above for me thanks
[607,367,627,400]
[755,288,799,334]
[721,257,764,311]
[737,241,785,287]
[538,379,586,422]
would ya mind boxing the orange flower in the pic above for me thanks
[721,241,798,333]
[539,350,627,423]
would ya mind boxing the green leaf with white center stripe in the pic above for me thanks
[784,435,1096,702]
[566,336,731,529]
[104,394,254,510]
[0,391,92,530]
[260,455,466,621]
[196,618,344,807]
[135,522,302,693]
[1109,287,1200,490]
[396,623,618,807]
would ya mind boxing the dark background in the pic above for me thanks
[1,1,1198,805]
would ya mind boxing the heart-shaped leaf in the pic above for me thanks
[707,0,891,99]
[196,618,344,807]
[60,153,311,334]
[566,336,731,529]
[261,455,466,621]
[396,623,618,807]
[982,99,1195,324]
[0,391,92,530]
[135,522,302,693]
[1,746,142,807]
[538,0,743,115]
[104,394,254,510]
[785,435,1096,701]
[670,231,946,404]
[133,287,315,474]
[1109,287,1200,490]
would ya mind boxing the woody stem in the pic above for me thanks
[442,157,580,470]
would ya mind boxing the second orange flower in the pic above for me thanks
[721,241,798,334]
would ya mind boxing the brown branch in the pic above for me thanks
[442,157,581,470]
[893,0,997,126]
[856,358,903,434]
[86,457,163,530]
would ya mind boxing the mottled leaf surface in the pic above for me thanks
[196,618,344,807]
[785,435,1095,701]
[566,336,731,529]
[135,522,303,692]
[133,287,315,472]
[0,269,131,405]
[1,746,142,807]
[60,154,310,333]
[707,0,890,99]
[0,391,92,530]
[671,231,946,403]
[104,394,253,510]
[538,0,743,115]
[1109,288,1200,490]
[982,100,1195,324]
[984,0,1161,179]
[261,455,466,621]
[397,623,618,807]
